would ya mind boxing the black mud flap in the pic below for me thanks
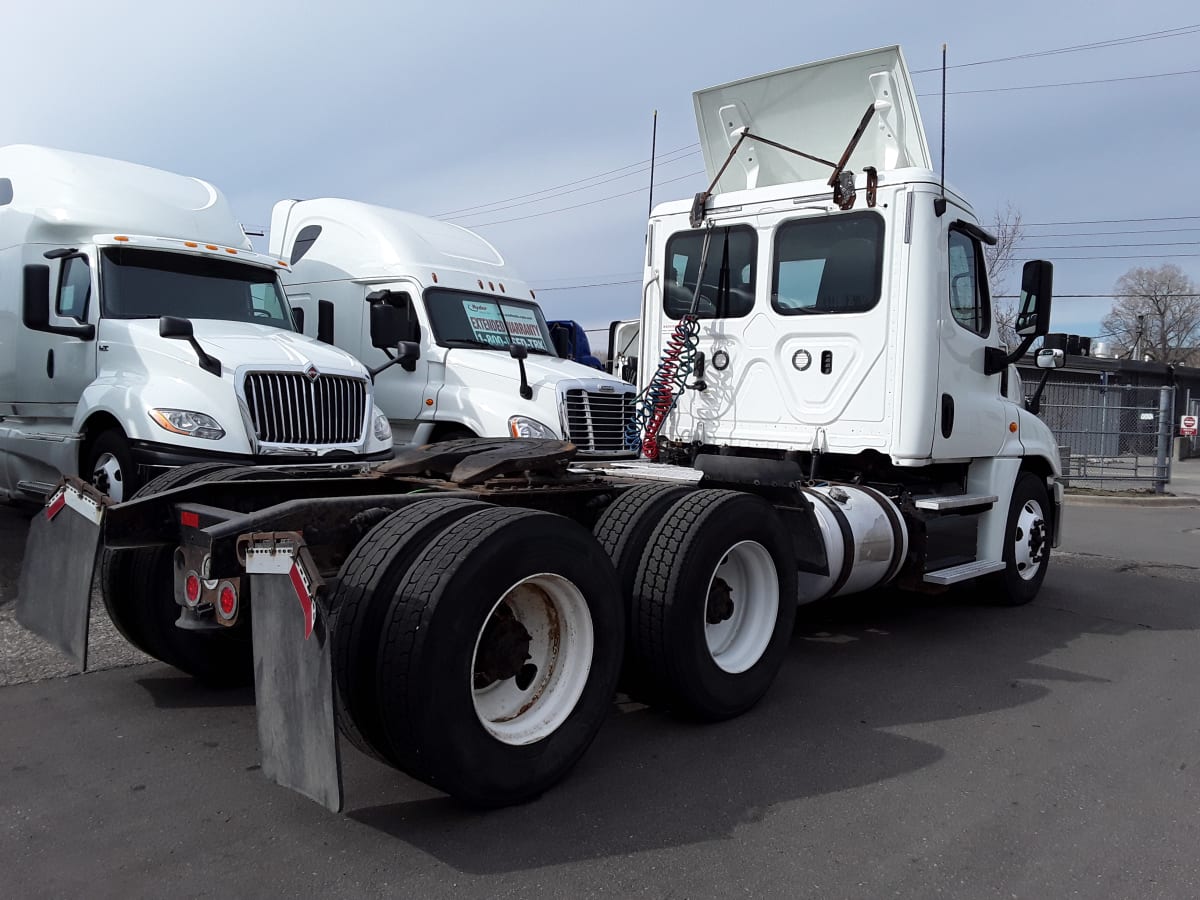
[243,532,343,814]
[15,479,108,671]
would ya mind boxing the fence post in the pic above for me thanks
[1155,385,1173,494]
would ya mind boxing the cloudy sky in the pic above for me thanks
[2,1,1196,346]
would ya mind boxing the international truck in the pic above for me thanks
[0,146,394,505]
[16,46,1066,813]
[267,198,636,456]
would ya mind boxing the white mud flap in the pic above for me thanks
[242,533,343,814]
[15,479,108,671]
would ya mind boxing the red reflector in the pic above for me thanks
[180,511,200,528]
[219,584,237,617]
[184,572,201,605]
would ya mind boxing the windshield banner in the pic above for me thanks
[464,300,549,351]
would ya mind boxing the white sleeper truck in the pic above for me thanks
[267,198,636,456]
[0,146,394,504]
[17,47,1066,814]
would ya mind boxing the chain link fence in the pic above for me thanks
[1025,381,1174,492]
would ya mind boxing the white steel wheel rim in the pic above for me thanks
[471,573,594,746]
[92,452,125,503]
[703,540,779,674]
[1013,498,1047,581]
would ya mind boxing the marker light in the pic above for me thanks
[184,571,202,607]
[216,581,238,621]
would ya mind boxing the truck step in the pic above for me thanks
[923,559,1005,585]
[914,493,998,512]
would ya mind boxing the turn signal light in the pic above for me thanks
[184,571,202,608]
[216,581,238,622]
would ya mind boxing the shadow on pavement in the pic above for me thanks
[135,674,255,709]
[345,568,1158,874]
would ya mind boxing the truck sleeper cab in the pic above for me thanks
[0,146,393,503]
[268,199,637,457]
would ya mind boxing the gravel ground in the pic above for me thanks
[0,503,149,687]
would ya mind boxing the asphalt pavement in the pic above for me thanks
[2,497,1199,898]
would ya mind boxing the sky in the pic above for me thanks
[2,0,1197,348]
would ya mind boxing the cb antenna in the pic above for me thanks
[647,109,658,219]
[934,43,948,217]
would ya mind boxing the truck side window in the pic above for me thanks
[947,229,990,337]
[56,256,91,321]
[662,225,756,319]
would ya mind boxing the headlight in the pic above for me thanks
[149,408,225,440]
[508,416,557,439]
[373,410,392,443]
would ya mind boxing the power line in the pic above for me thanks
[431,141,700,217]
[998,293,1200,298]
[911,24,1200,74]
[1018,241,1200,249]
[439,148,700,221]
[1011,227,1200,238]
[465,169,704,228]
[1006,215,1200,226]
[1016,253,1200,260]
[918,66,1200,97]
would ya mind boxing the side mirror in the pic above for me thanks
[159,316,221,376]
[368,290,419,349]
[549,324,572,359]
[508,343,529,361]
[22,264,51,331]
[1015,260,1054,338]
[159,315,194,339]
[1035,347,1065,369]
[396,340,420,373]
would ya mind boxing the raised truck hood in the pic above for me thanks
[693,45,931,193]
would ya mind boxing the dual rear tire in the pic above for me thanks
[329,502,623,806]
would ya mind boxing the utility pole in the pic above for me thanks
[1134,314,1145,361]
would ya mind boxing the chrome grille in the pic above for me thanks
[562,388,635,454]
[243,372,367,445]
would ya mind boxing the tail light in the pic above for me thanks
[216,581,238,623]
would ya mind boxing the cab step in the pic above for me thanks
[914,493,998,512]
[923,559,1005,585]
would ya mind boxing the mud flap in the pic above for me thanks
[243,533,343,814]
[15,480,107,671]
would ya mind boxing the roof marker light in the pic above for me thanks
[225,248,237,254]
[184,241,198,248]
[114,235,129,242]
[488,281,495,291]
[478,279,484,289]
[499,283,506,293]
[205,244,218,251]
[431,272,438,283]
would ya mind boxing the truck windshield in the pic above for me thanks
[424,288,555,354]
[99,247,295,330]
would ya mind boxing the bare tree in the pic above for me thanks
[1101,264,1200,363]
[985,203,1024,347]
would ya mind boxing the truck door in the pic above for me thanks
[932,224,1008,458]
[17,253,98,410]
[361,283,430,429]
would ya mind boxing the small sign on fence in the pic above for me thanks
[1182,414,1198,437]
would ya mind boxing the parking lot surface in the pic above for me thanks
[2,502,1199,899]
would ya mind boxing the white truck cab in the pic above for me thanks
[269,199,636,456]
[0,146,393,503]
[637,46,1064,594]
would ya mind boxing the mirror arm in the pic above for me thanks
[186,337,222,377]
[1025,367,1054,415]
[984,334,1037,376]
[367,355,400,383]
[516,357,532,400]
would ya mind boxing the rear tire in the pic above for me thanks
[100,464,260,687]
[983,472,1051,606]
[327,496,493,760]
[375,507,622,806]
[630,490,797,720]
[592,483,695,692]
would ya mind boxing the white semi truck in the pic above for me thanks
[267,198,636,455]
[0,146,394,504]
[17,46,1066,812]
